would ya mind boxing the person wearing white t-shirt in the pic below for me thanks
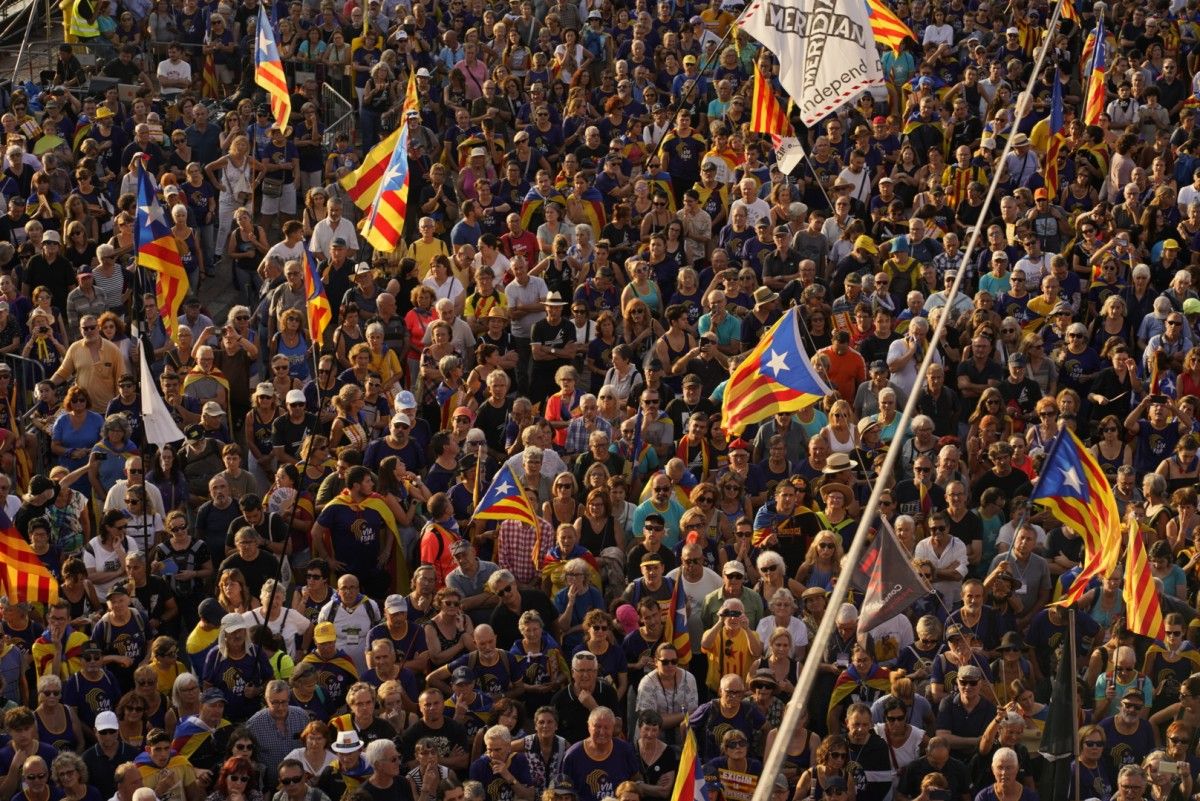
[666,541,723,651]
[156,43,192,96]
[729,178,771,229]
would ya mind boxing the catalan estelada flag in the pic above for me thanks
[135,161,188,338]
[664,573,692,666]
[254,5,291,130]
[1059,0,1079,24]
[473,464,539,529]
[303,247,332,346]
[865,0,917,54]
[669,726,710,801]
[1125,520,1166,640]
[1044,70,1065,199]
[720,307,832,436]
[361,122,412,252]
[1029,427,1122,607]
[340,70,420,211]
[0,511,58,606]
[750,62,791,138]
[1083,18,1106,126]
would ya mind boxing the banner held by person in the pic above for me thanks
[738,0,885,127]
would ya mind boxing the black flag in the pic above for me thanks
[855,521,929,634]
[1039,608,1078,801]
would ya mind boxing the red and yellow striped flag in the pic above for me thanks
[0,512,58,606]
[254,5,291,131]
[1083,19,1107,126]
[749,63,791,138]
[134,161,188,337]
[865,0,917,55]
[1125,521,1166,640]
[340,70,420,211]
[202,52,219,99]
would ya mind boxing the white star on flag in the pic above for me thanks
[1060,465,1083,493]
[492,480,512,497]
[765,349,790,377]
[139,202,165,229]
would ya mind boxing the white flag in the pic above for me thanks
[739,0,884,128]
[136,325,185,447]
[776,136,806,174]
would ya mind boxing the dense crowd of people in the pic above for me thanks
[6,0,1200,800]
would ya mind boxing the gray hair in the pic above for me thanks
[226,305,251,325]
[483,725,512,744]
[757,551,785,572]
[572,651,599,670]
[364,739,398,766]
[992,747,1019,768]
[171,672,200,709]
[835,602,858,624]
[265,679,290,696]
[588,706,616,725]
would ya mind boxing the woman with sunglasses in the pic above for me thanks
[82,510,136,599]
[794,532,844,592]
[132,663,178,736]
[34,675,84,753]
[114,692,148,749]
[580,609,628,701]
[1068,725,1112,801]
[59,557,101,628]
[794,735,854,801]
[751,622,801,696]
[703,729,763,797]
[151,509,212,627]
[209,755,264,801]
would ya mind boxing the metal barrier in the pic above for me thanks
[321,80,355,147]
[4,353,50,480]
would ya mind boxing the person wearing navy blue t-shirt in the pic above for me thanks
[561,707,641,801]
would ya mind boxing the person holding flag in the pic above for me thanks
[311,465,400,598]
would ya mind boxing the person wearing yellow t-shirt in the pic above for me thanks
[409,217,452,277]
[185,599,224,670]
[700,595,763,692]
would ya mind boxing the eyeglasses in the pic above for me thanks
[82,325,97,331]
[24,774,46,781]
[1083,740,1104,747]
[885,715,906,722]
[726,739,748,747]
[1169,736,1189,744]
[958,679,979,686]
[658,658,677,665]
[234,743,254,751]
[591,624,608,631]
[229,775,251,782]
[41,689,61,696]
[280,777,304,786]
[136,679,156,686]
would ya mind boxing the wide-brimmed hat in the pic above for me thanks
[331,730,363,753]
[822,453,858,474]
[819,482,853,501]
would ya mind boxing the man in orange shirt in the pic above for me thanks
[819,330,867,402]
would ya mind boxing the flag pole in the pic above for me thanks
[1069,605,1081,801]
[748,1,1069,799]
[648,20,740,164]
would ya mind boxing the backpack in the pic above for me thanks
[326,595,381,629]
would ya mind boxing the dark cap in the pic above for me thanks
[331,236,348,247]
[201,688,227,705]
[640,552,665,566]
[198,598,225,626]
[1008,352,1027,367]
[451,666,475,684]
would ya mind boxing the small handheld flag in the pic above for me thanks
[473,464,539,529]
[303,247,332,346]
[340,70,420,211]
[255,5,291,130]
